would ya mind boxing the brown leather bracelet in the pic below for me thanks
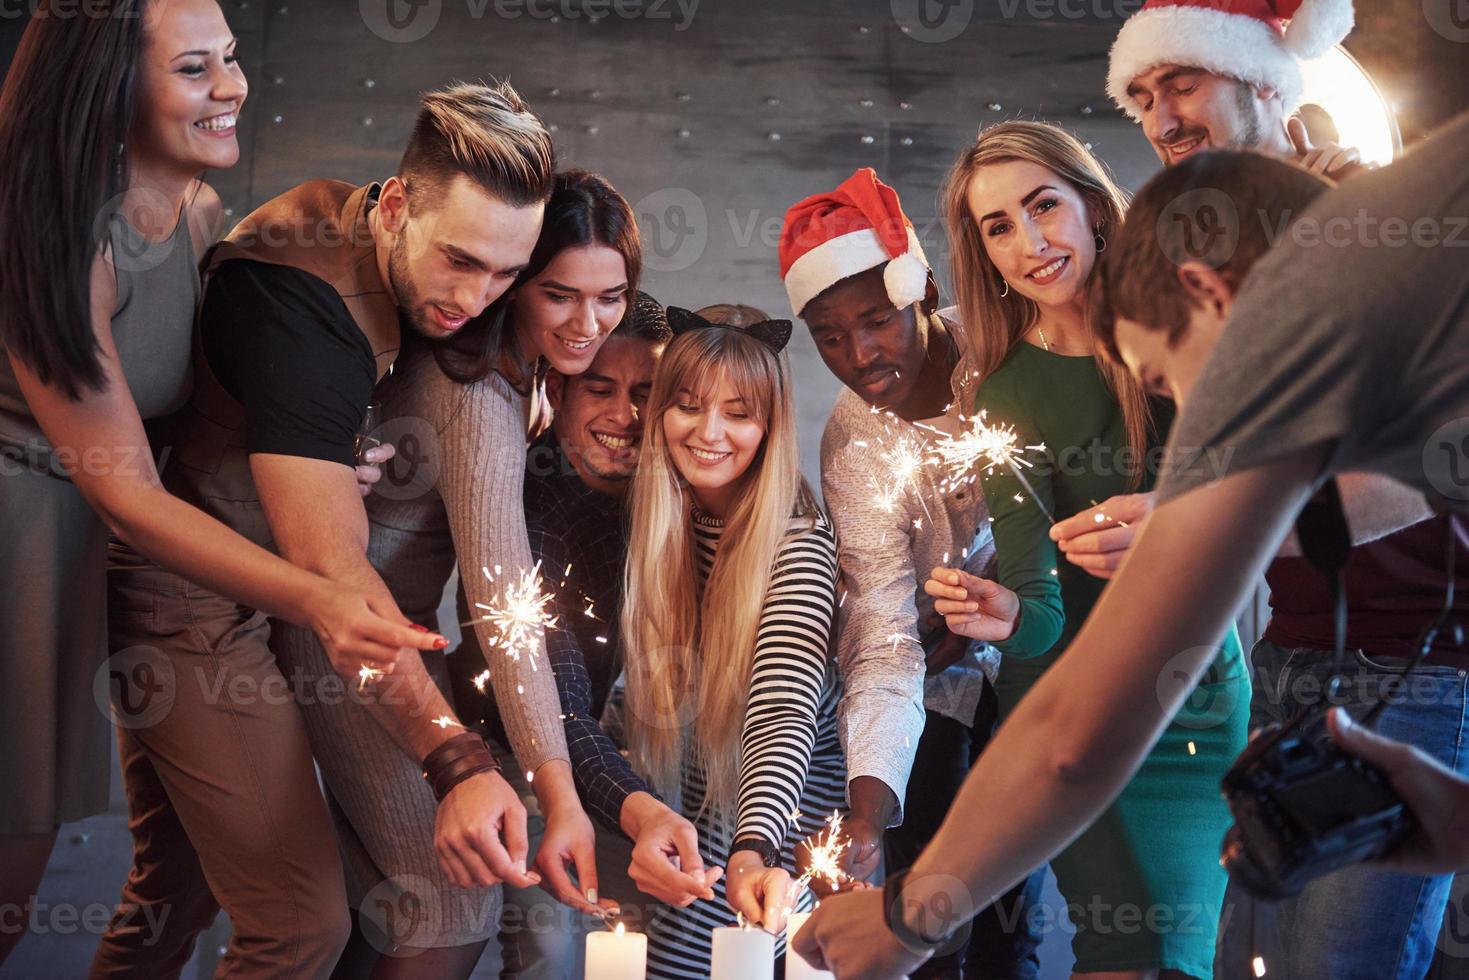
[426,749,499,802]
[422,732,500,802]
[423,732,486,770]
[430,756,498,802]
[422,732,494,773]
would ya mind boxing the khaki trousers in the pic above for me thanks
[89,553,349,979]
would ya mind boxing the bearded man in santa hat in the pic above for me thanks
[1108,0,1367,179]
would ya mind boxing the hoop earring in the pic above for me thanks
[999,279,1010,298]
[1095,231,1107,253]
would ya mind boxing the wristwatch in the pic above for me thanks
[729,836,782,869]
[882,869,971,958]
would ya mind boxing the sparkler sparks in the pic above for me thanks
[867,429,932,518]
[356,664,384,693]
[886,632,918,658]
[928,410,1053,523]
[469,562,559,671]
[1088,499,1130,529]
[792,812,851,899]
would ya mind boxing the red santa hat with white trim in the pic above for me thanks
[1107,0,1355,122]
[779,167,930,319]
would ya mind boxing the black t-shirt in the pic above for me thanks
[200,258,376,467]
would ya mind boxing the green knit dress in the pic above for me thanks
[976,341,1249,980]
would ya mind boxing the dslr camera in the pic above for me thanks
[1220,711,1417,900]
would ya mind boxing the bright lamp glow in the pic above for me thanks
[1298,45,1402,166]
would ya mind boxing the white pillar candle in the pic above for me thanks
[785,912,834,980]
[711,924,774,980]
[585,924,646,980]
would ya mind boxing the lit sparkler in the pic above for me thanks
[357,664,384,693]
[792,811,851,899]
[468,562,559,671]
[927,410,1053,523]
[866,427,933,522]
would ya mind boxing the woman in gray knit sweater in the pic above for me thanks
[0,3,443,968]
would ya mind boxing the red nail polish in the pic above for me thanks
[434,637,449,649]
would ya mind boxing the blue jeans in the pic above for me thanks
[885,689,1045,980]
[1249,640,1469,980]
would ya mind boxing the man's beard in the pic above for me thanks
[386,231,440,340]
[1230,79,1266,150]
[577,444,637,484]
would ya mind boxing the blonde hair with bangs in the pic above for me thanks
[620,327,820,827]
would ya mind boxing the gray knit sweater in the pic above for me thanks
[364,347,569,773]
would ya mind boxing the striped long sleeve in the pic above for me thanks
[689,516,840,848]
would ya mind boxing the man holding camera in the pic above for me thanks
[1060,5,1469,973]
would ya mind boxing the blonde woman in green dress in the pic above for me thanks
[927,121,1249,980]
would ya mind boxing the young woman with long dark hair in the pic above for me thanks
[0,0,443,966]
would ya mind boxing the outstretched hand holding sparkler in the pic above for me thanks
[1049,492,1156,580]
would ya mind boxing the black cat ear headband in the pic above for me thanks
[664,306,793,354]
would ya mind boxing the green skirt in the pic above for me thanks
[994,640,1250,980]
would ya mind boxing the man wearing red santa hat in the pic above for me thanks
[1087,7,1465,978]
[781,167,1046,979]
[1108,0,1366,179]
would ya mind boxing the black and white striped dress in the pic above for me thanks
[645,510,848,979]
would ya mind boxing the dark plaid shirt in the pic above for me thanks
[449,430,648,831]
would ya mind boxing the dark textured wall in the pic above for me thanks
[192,0,1469,476]
[208,0,1152,475]
[2,0,1464,474]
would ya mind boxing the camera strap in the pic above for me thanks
[1294,478,1352,673]
[1294,483,1463,728]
